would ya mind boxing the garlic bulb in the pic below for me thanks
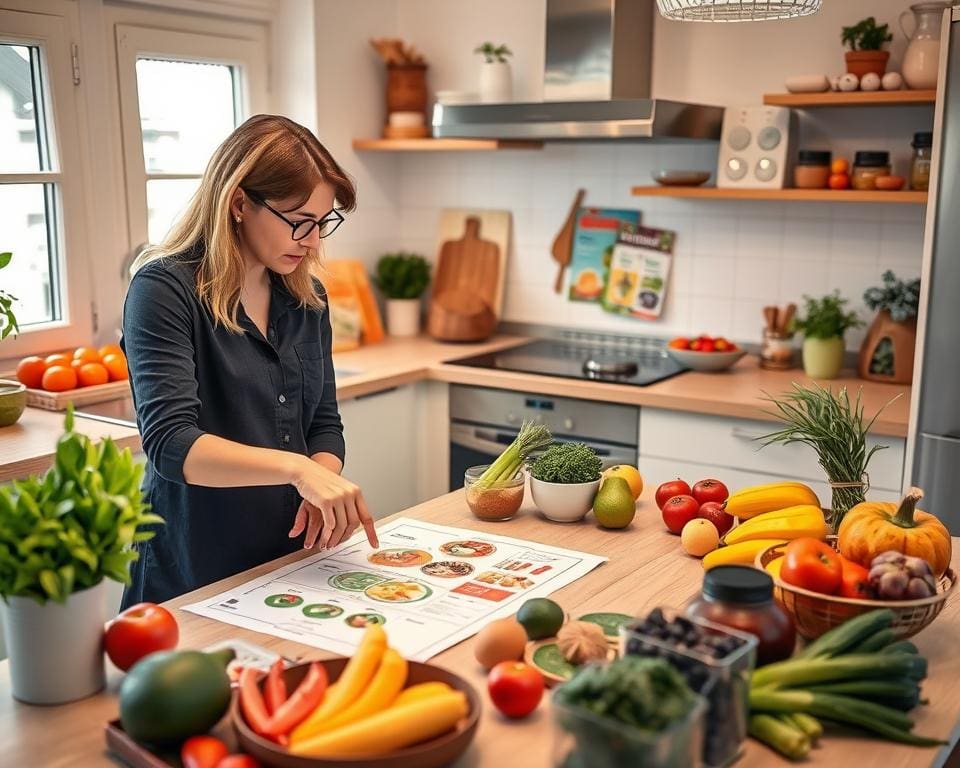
[557,621,609,664]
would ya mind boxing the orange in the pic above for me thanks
[102,353,129,382]
[41,365,78,392]
[99,343,123,359]
[16,356,47,389]
[73,346,101,364]
[831,158,849,175]
[77,362,109,387]
[601,464,644,500]
[45,353,72,368]
[70,359,85,374]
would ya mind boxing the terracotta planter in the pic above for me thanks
[802,337,845,380]
[845,50,890,78]
[858,309,917,384]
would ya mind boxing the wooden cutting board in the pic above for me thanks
[433,209,510,316]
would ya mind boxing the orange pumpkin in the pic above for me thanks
[837,487,951,576]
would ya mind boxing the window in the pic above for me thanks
[115,25,267,250]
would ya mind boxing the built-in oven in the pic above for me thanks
[449,384,639,491]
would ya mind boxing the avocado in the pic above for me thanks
[119,648,234,745]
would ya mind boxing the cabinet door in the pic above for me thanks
[339,385,417,519]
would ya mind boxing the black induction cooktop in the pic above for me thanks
[448,337,687,387]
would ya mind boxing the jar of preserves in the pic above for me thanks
[686,565,796,666]
[911,132,933,191]
[793,150,831,189]
[851,151,892,190]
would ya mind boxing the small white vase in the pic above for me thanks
[385,298,421,337]
[479,60,513,103]
[530,476,601,523]
[1,580,107,704]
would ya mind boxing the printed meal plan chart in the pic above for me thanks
[182,518,607,661]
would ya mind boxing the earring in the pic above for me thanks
[235,215,242,223]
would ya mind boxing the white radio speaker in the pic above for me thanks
[717,106,796,189]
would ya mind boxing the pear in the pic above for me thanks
[592,477,636,529]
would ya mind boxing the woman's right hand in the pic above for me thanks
[288,459,378,550]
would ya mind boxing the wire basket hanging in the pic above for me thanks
[656,0,822,22]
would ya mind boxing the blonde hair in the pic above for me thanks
[133,114,356,332]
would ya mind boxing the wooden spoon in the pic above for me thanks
[551,189,586,294]
[779,303,797,335]
[762,305,777,333]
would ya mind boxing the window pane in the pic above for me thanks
[147,178,201,244]
[136,58,237,173]
[0,183,58,325]
[0,43,49,173]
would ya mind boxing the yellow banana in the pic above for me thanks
[392,681,453,708]
[724,482,820,520]
[723,505,827,545]
[702,539,788,570]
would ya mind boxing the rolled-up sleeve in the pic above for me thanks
[122,265,205,483]
[305,300,346,464]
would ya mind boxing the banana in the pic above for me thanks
[723,482,820,520]
[702,539,788,570]
[723,505,828,546]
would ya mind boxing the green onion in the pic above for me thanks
[853,628,898,654]
[473,420,553,489]
[805,679,923,711]
[749,714,810,760]
[882,640,920,656]
[795,608,894,660]
[783,712,823,742]
[752,652,924,690]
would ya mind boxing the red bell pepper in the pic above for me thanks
[264,658,287,716]
[262,661,328,737]
[238,667,273,738]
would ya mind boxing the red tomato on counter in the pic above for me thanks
[655,479,692,510]
[104,602,179,671]
[692,478,729,506]
[661,494,701,535]
[216,756,261,768]
[838,556,873,599]
[488,661,544,719]
[181,736,229,768]
[780,538,843,595]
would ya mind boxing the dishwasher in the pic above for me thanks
[448,384,639,492]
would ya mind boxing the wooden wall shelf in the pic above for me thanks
[763,90,936,107]
[352,138,544,152]
[630,186,928,204]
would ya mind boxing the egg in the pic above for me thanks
[838,73,860,92]
[882,71,904,90]
[860,72,881,91]
[474,617,528,670]
[829,75,842,91]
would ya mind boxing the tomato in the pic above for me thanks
[689,338,703,351]
[181,736,229,768]
[831,158,849,175]
[838,557,873,599]
[692,478,729,506]
[661,494,700,535]
[655,479,692,509]
[487,661,544,719]
[828,172,850,190]
[697,501,734,537]
[215,757,261,768]
[668,337,690,350]
[698,338,716,352]
[780,538,843,595]
[16,356,47,388]
[713,338,731,352]
[104,602,179,671]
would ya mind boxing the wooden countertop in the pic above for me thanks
[1,484,957,767]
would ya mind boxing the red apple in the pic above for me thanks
[662,494,701,535]
[692,478,729,506]
[697,501,734,537]
[655,479,692,510]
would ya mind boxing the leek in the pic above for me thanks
[474,420,553,489]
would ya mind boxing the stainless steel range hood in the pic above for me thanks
[432,0,723,142]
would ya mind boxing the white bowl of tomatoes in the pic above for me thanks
[666,336,745,373]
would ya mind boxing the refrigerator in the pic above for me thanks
[907,4,960,533]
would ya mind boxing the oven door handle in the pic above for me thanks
[450,423,636,464]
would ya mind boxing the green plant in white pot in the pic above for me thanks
[529,442,603,523]
[792,292,863,380]
[475,41,513,103]
[0,406,163,704]
[373,253,431,337]
[0,251,18,340]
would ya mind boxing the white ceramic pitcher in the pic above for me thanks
[900,1,951,90]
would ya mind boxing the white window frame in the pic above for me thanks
[114,23,268,251]
[0,2,94,360]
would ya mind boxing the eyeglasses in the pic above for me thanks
[243,189,344,240]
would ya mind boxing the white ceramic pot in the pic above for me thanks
[530,476,601,523]
[478,61,513,103]
[1,580,107,704]
[385,298,421,337]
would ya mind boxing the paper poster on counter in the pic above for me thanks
[183,518,606,661]
[601,224,675,320]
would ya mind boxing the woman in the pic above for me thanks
[120,114,378,609]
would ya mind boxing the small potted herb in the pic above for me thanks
[841,16,893,77]
[792,292,863,380]
[474,41,513,103]
[858,270,920,384]
[372,253,431,337]
[0,251,18,340]
[530,442,603,523]
[0,251,26,427]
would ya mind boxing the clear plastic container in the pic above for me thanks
[620,611,757,768]
[551,693,706,768]
[463,464,524,521]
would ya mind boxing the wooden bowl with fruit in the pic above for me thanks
[666,336,746,372]
[11,344,130,410]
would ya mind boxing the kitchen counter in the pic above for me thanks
[0,485,957,767]
[0,333,911,484]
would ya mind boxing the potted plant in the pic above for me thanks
[0,251,26,428]
[793,292,863,380]
[0,406,163,704]
[475,41,513,103]
[529,442,603,523]
[859,271,920,385]
[372,253,431,337]
[0,251,17,340]
[841,16,893,77]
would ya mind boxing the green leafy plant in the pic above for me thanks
[863,270,920,322]
[793,292,863,340]
[0,251,19,339]
[372,253,431,300]
[0,406,163,604]
[531,442,602,484]
[842,17,892,51]
[474,42,513,63]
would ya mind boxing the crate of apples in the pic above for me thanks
[16,344,128,393]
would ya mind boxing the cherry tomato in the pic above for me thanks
[714,338,731,352]
[699,338,716,353]
[831,158,849,175]
[689,338,703,351]
[661,494,701,535]
[655,479,692,510]
[668,337,690,350]
[181,736,229,768]
[691,478,729,506]
[828,172,850,190]
[780,538,843,595]
[838,557,873,599]
[216,757,261,768]
[104,602,179,671]
[487,661,544,719]
[697,501,734,537]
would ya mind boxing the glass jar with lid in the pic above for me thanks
[911,132,933,191]
[793,150,831,189]
[851,151,892,190]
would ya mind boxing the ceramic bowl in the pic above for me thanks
[0,380,27,427]
[666,348,746,373]
[652,170,712,187]
[530,475,601,523]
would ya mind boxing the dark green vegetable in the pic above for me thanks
[750,714,810,760]
[752,652,925,690]
[882,640,920,656]
[853,628,897,654]
[796,609,895,660]
[806,679,923,711]
[530,442,602,484]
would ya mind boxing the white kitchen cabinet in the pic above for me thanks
[639,408,905,504]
